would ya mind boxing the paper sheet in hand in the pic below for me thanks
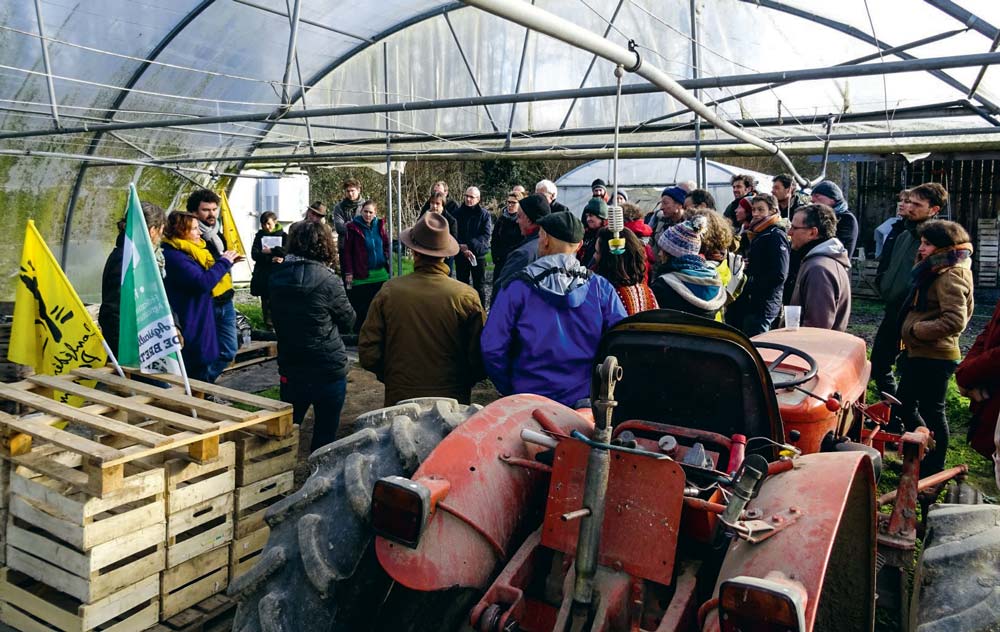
[262,236,282,249]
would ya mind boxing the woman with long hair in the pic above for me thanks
[897,219,974,475]
[343,200,390,334]
[594,227,658,316]
[270,221,356,453]
[161,211,240,382]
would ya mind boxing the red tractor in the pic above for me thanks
[231,312,992,632]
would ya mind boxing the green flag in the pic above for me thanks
[118,184,184,375]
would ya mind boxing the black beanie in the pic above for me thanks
[518,194,551,222]
[537,211,584,244]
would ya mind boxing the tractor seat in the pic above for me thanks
[592,309,785,448]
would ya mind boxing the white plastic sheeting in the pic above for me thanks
[555,158,774,214]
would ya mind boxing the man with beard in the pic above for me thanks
[722,174,756,226]
[332,178,365,254]
[186,189,244,383]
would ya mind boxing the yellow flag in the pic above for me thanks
[218,190,247,257]
[8,220,108,406]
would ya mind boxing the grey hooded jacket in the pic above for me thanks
[789,237,852,331]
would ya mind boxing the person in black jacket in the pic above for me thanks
[490,190,524,283]
[249,211,287,329]
[419,180,460,216]
[269,221,356,453]
[740,193,789,336]
[419,191,459,275]
[810,180,859,257]
[454,186,492,307]
[99,201,167,356]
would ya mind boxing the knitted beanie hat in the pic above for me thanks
[658,215,707,258]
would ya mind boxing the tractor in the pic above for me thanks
[230,311,996,632]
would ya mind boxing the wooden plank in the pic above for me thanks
[235,471,294,517]
[0,386,169,448]
[26,375,219,433]
[168,470,235,515]
[230,525,269,581]
[162,442,235,489]
[71,368,254,422]
[161,546,228,594]
[168,494,233,541]
[78,574,159,630]
[239,448,296,488]
[135,372,289,412]
[161,567,227,621]
[166,520,232,568]
[0,411,122,462]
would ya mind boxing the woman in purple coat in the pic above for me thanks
[162,211,240,381]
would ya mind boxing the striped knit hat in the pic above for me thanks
[658,215,707,258]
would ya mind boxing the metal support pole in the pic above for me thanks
[461,0,810,186]
[5,51,1000,143]
[383,43,395,278]
[968,29,1000,100]
[292,48,316,153]
[505,13,533,148]
[279,0,304,107]
[396,167,404,276]
[558,0,626,130]
[32,0,60,129]
[444,13,500,132]
[689,0,704,188]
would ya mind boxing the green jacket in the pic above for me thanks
[878,226,920,306]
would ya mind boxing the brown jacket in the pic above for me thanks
[359,260,487,406]
[901,262,974,361]
[789,238,852,331]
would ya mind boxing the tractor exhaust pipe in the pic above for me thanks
[568,357,622,629]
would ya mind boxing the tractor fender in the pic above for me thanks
[704,451,876,632]
[376,395,593,591]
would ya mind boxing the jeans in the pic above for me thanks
[456,254,486,307]
[280,375,348,454]
[870,302,903,397]
[896,352,958,475]
[206,299,237,383]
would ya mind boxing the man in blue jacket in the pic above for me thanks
[481,212,628,408]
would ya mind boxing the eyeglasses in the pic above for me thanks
[788,224,812,231]
[464,194,477,199]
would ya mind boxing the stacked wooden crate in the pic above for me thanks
[0,367,293,632]
[849,257,881,299]
[978,218,999,288]
[229,429,298,583]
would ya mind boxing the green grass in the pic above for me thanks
[236,301,265,330]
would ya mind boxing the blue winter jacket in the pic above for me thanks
[481,253,628,407]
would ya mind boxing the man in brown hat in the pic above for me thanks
[359,212,487,405]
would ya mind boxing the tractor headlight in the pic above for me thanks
[719,575,807,632]
[371,475,450,549]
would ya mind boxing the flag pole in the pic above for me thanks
[100,338,127,379]
[174,350,193,398]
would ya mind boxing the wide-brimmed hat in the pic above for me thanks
[400,212,459,257]
[306,201,327,216]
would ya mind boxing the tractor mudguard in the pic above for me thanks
[376,395,593,592]
[704,451,876,632]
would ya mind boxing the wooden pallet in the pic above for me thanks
[850,258,881,299]
[143,594,235,632]
[5,452,165,604]
[978,218,999,288]
[0,567,159,632]
[160,547,229,620]
[0,368,292,497]
[225,341,277,373]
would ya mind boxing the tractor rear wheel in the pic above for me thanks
[909,482,1000,632]
[228,398,480,632]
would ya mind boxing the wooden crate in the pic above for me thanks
[0,368,292,497]
[850,258,881,299]
[0,567,159,632]
[160,547,229,620]
[5,454,165,604]
[225,341,277,373]
[143,594,235,632]
[158,443,235,569]
[227,429,298,582]
[978,218,999,288]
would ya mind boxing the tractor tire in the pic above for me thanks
[909,485,1000,632]
[229,398,480,632]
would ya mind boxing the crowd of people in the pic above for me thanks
[99,173,1000,476]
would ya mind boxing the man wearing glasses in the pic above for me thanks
[491,190,525,288]
[455,186,493,307]
[787,203,852,331]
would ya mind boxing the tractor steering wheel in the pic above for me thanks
[753,341,819,389]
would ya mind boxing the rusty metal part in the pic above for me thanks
[725,506,805,544]
[706,452,877,631]
[543,434,686,587]
[499,454,553,474]
[880,429,931,544]
[572,356,622,610]
[877,464,968,506]
[683,496,726,514]
[376,395,592,591]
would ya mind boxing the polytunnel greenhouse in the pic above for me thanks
[2,0,1000,300]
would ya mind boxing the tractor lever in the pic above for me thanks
[719,454,770,531]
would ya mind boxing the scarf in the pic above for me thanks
[903,243,973,313]
[163,236,233,298]
[748,213,781,239]
[198,219,225,255]
[354,216,386,271]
